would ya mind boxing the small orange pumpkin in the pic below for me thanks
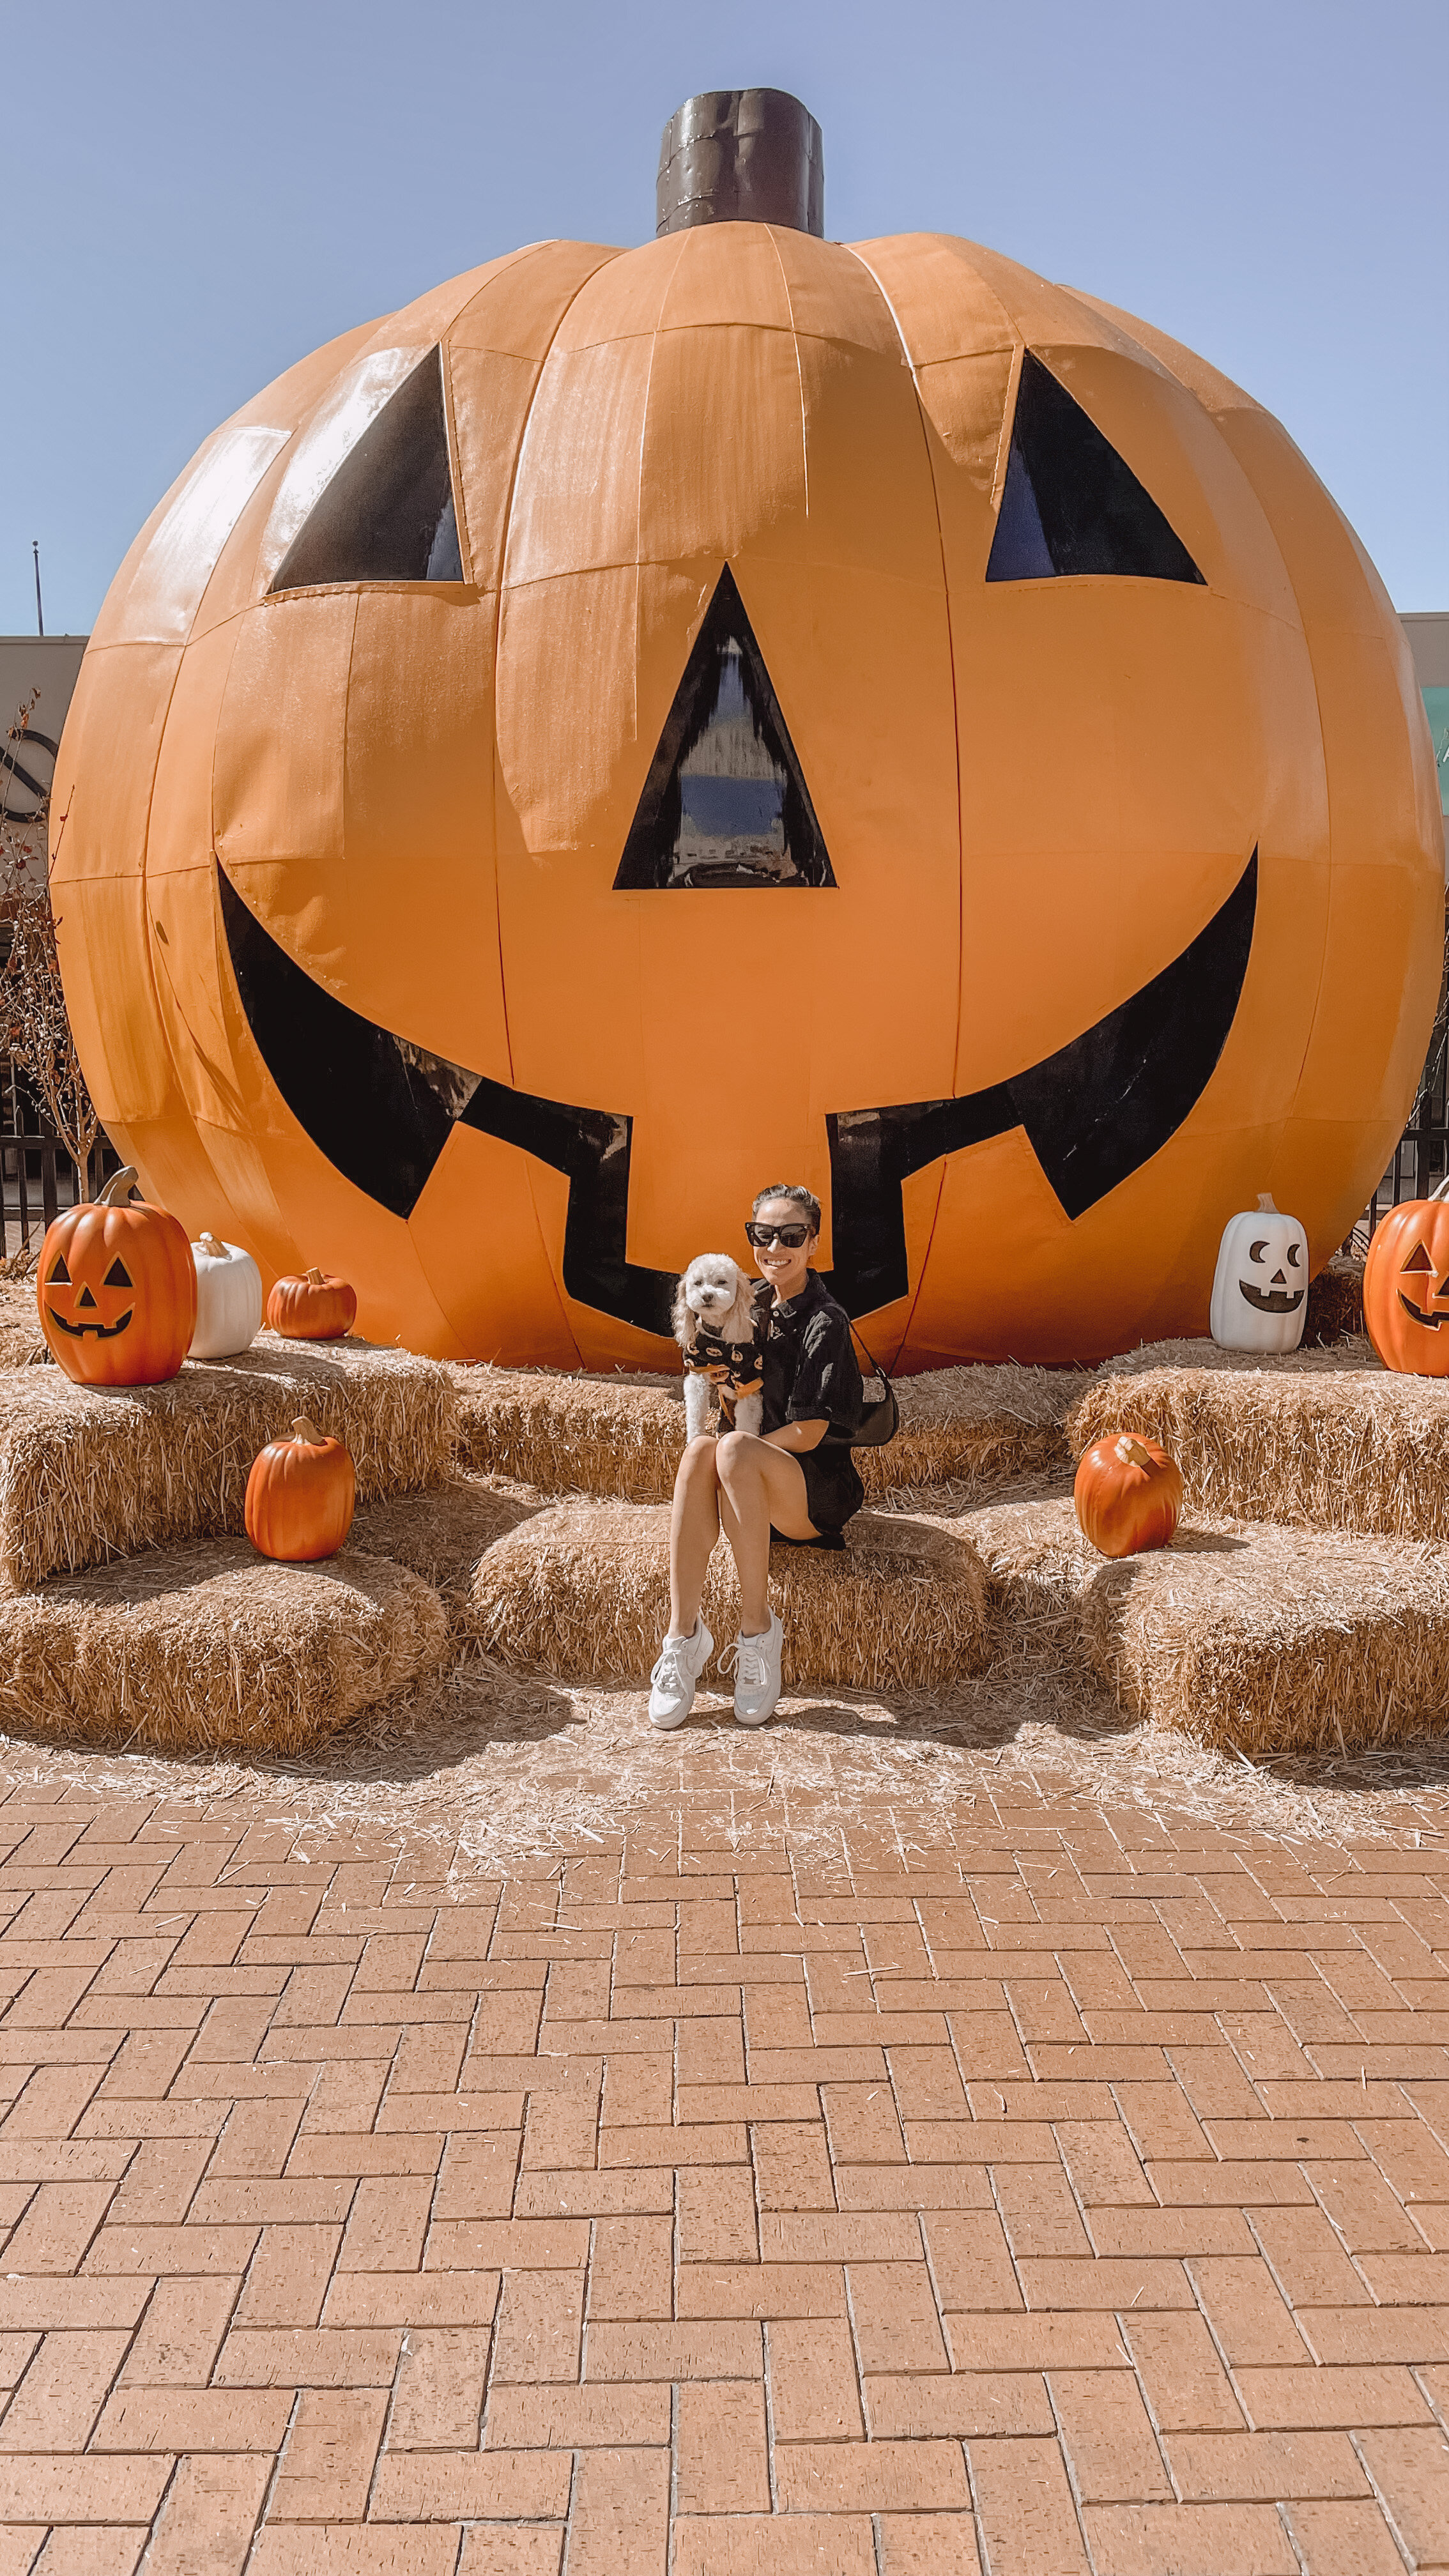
[245,1414,355,1561]
[1362,1184,1449,1376]
[1075,1431,1183,1558]
[37,1165,197,1386]
[265,1266,358,1342]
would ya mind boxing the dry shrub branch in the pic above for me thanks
[1,700,97,1200]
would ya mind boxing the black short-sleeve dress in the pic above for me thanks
[760,1270,865,1542]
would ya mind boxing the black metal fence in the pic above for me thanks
[0,1064,121,1264]
[1357,926,1449,1253]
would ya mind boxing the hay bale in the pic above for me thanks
[1307,1255,1365,1345]
[0,1282,43,1370]
[0,1335,456,1591]
[966,1495,1449,1757]
[1092,1334,1375,1379]
[1066,1353,1449,1541]
[449,1365,682,1499]
[861,1361,1089,1494]
[967,1494,1098,1675]
[0,1542,449,1755]
[470,1501,992,1692]
[349,1475,539,1627]
[450,1358,1088,1505]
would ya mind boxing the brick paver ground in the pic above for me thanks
[0,1745,1445,2576]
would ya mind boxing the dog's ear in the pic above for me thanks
[671,1279,697,1348]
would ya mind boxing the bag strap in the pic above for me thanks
[848,1321,892,1390]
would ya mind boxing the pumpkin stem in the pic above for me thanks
[1256,1193,1278,1213]
[1115,1435,1155,1469]
[291,1415,325,1445]
[199,1233,226,1257]
[305,1268,325,1286]
[98,1166,139,1208]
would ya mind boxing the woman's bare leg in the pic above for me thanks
[668,1438,724,1636]
[715,1431,817,1634]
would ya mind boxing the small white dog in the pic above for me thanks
[673,1254,769,1443]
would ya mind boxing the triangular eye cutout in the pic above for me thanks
[270,347,463,593]
[613,567,836,888]
[986,350,1205,585]
[47,1254,70,1285]
[103,1259,133,1290]
[1402,1242,1436,1271]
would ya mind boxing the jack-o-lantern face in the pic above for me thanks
[1394,1242,1449,1332]
[1363,1192,1449,1376]
[1209,1195,1308,1354]
[45,1247,135,1342]
[51,110,1443,1370]
[37,1168,197,1386]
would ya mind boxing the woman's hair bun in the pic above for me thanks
[752,1182,822,1233]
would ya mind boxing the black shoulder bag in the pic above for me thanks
[848,1323,899,1449]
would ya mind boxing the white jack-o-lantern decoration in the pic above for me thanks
[188,1234,264,1359]
[1209,1194,1308,1353]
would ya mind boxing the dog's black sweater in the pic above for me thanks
[684,1287,773,1399]
[684,1324,767,1398]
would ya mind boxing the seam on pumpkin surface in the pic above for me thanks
[843,241,965,1367]
[765,225,810,527]
[489,244,635,1368]
[443,239,606,586]
[133,624,257,1244]
[631,234,697,751]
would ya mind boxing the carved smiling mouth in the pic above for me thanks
[1399,1295,1449,1331]
[217,845,1257,1335]
[46,1307,134,1339]
[1239,1284,1304,1315]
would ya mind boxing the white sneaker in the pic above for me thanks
[723,1613,783,1728]
[647,1620,713,1729]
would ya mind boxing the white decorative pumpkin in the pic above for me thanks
[188,1234,264,1359]
[1209,1195,1309,1353]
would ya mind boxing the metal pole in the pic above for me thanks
[32,542,43,638]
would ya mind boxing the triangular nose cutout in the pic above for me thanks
[986,349,1205,585]
[613,566,836,888]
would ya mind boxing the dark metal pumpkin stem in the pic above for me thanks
[656,91,823,238]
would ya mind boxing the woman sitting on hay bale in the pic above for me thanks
[650,1185,864,1731]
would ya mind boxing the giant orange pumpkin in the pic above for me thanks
[50,88,1443,1372]
[1362,1186,1449,1376]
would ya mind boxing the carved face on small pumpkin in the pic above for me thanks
[45,1245,135,1342]
[52,198,1442,1370]
[1363,1193,1449,1376]
[37,1169,197,1386]
[1209,1196,1308,1354]
[1394,1241,1449,1331]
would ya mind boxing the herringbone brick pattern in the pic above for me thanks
[0,1770,1443,2572]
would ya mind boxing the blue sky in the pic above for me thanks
[5,0,1445,632]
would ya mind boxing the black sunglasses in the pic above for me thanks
[746,1222,812,1249]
